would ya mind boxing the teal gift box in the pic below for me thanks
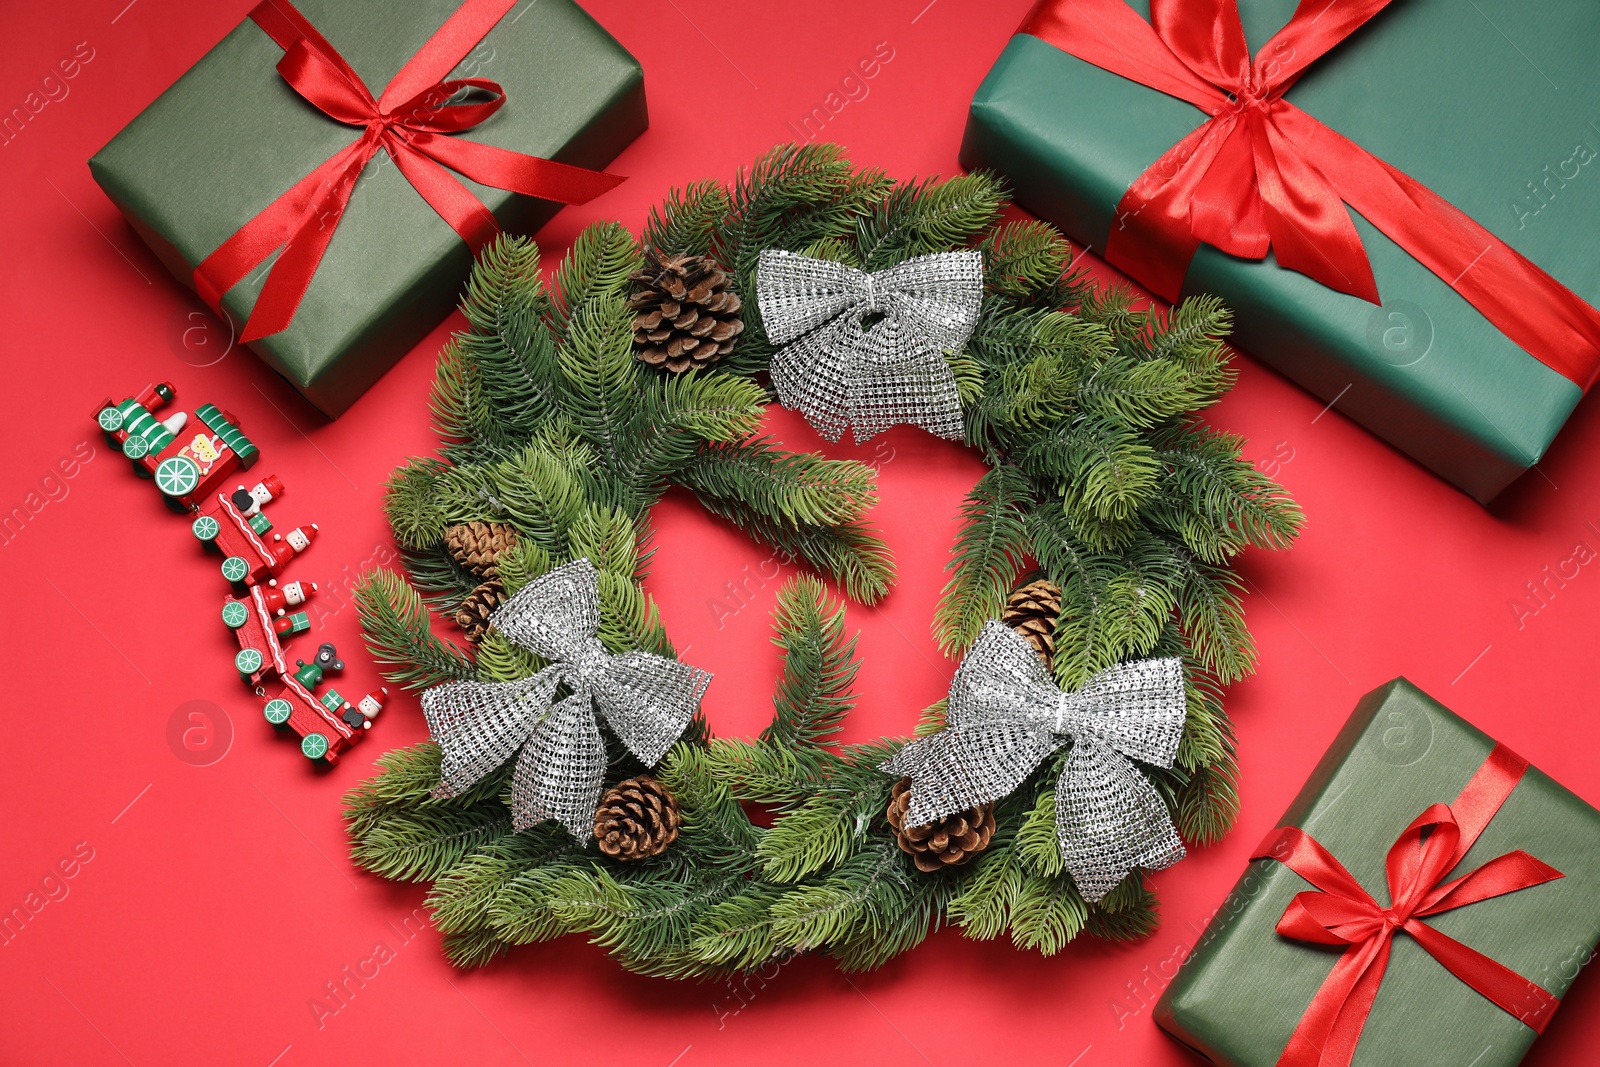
[91,0,646,417]
[1153,680,1600,1066]
[960,0,1600,502]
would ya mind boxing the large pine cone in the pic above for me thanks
[455,579,505,643]
[594,775,681,861]
[628,252,744,372]
[1002,578,1063,669]
[444,521,518,579]
[886,777,995,872]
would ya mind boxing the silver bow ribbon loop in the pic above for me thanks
[880,620,1187,901]
[757,248,983,443]
[422,558,712,843]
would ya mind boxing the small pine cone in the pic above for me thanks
[628,252,744,373]
[1002,578,1063,669]
[886,777,995,873]
[594,775,681,861]
[444,521,518,579]
[455,580,505,643]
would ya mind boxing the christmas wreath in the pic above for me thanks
[345,144,1302,977]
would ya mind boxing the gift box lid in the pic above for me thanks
[1153,679,1600,1067]
[960,0,1600,502]
[90,0,646,417]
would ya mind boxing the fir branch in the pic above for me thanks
[645,178,732,258]
[354,569,473,690]
[678,439,879,527]
[548,221,641,340]
[933,465,1033,655]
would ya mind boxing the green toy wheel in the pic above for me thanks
[234,648,263,676]
[263,698,293,725]
[98,407,124,432]
[191,514,221,541]
[301,732,330,760]
[154,455,201,497]
[121,435,150,460]
[220,556,251,583]
[220,601,250,629]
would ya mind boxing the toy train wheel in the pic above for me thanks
[122,435,150,460]
[192,514,220,541]
[301,733,330,760]
[234,648,263,676]
[263,699,293,726]
[220,556,251,583]
[97,407,124,432]
[221,601,250,629]
[154,455,201,498]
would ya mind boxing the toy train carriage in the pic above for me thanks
[260,650,386,764]
[191,475,318,587]
[94,384,258,511]
[222,580,315,687]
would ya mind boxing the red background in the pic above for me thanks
[4,1,1600,1064]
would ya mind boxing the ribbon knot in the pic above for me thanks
[195,0,625,343]
[880,621,1187,901]
[421,558,711,843]
[1021,0,1600,389]
[1253,745,1565,1067]
[756,248,983,442]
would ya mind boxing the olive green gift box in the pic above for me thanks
[90,0,646,417]
[960,0,1600,502]
[1152,680,1600,1066]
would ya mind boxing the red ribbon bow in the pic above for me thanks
[1251,744,1563,1067]
[195,0,624,342]
[1020,0,1600,389]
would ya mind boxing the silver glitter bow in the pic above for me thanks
[422,558,711,843]
[880,621,1187,901]
[756,248,983,442]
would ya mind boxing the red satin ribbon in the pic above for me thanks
[1251,744,1564,1067]
[195,0,625,341]
[1019,0,1600,390]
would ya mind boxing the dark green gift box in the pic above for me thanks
[90,0,646,417]
[1153,680,1600,1066]
[960,0,1600,502]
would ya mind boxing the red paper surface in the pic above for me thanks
[3,2,1600,1065]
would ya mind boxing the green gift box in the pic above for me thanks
[90,0,646,417]
[960,0,1600,502]
[1153,679,1600,1066]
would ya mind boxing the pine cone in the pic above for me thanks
[594,775,681,861]
[444,521,518,579]
[628,252,744,372]
[455,580,505,643]
[1002,577,1063,669]
[886,777,995,873]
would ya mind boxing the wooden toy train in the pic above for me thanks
[95,382,385,764]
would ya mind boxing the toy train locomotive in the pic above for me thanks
[95,382,385,764]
